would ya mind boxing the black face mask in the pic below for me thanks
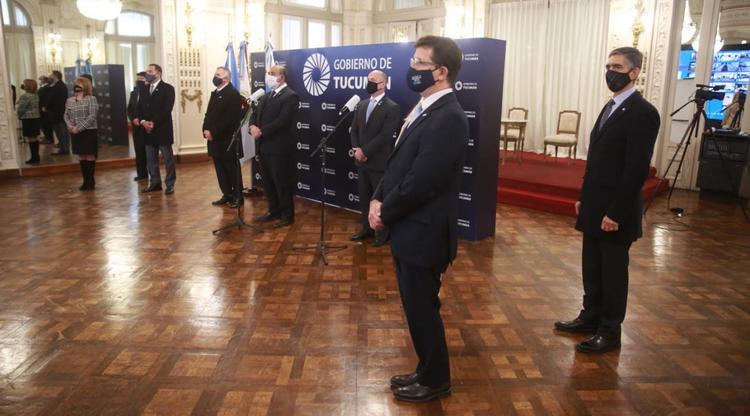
[366,80,379,94]
[73,86,83,93]
[136,80,145,88]
[212,76,223,87]
[605,69,633,92]
[406,66,436,93]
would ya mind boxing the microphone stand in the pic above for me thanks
[213,102,265,234]
[293,109,354,265]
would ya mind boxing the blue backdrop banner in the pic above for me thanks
[250,37,505,240]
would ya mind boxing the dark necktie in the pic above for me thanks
[598,99,615,131]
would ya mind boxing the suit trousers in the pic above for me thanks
[394,257,450,388]
[133,128,148,178]
[357,167,384,235]
[258,152,295,221]
[41,119,54,143]
[213,152,242,200]
[146,144,176,188]
[581,234,632,337]
[53,121,70,153]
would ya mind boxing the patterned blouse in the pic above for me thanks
[64,95,98,131]
[16,92,40,119]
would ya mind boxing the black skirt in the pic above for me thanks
[72,128,98,157]
[21,118,41,137]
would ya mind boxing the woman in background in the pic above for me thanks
[64,77,99,190]
[16,79,41,164]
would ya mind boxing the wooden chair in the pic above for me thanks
[543,110,581,161]
[499,107,528,164]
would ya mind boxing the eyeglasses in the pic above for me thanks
[410,57,439,68]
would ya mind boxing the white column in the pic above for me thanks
[0,17,21,172]
[155,0,183,154]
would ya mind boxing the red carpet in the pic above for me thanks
[497,152,668,217]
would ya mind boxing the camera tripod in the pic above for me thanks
[645,96,749,222]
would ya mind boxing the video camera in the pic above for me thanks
[695,84,725,103]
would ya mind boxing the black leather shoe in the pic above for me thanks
[133,176,147,181]
[576,334,621,353]
[226,200,241,209]
[164,186,174,195]
[242,188,262,198]
[554,318,598,334]
[272,219,293,228]
[393,382,451,403]
[142,184,162,193]
[212,196,230,205]
[390,373,419,389]
[371,239,387,247]
[350,229,374,241]
[254,212,280,222]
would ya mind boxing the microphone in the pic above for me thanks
[247,89,265,104]
[339,95,361,116]
[697,84,722,91]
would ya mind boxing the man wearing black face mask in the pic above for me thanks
[349,70,401,246]
[369,36,468,402]
[203,66,243,207]
[128,71,148,181]
[554,47,660,354]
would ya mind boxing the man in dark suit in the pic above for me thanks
[127,71,148,181]
[554,47,660,353]
[37,76,53,144]
[369,36,468,403]
[203,67,243,208]
[249,65,300,228]
[41,70,70,155]
[349,70,401,246]
[136,63,177,195]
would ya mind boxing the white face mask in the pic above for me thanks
[265,74,278,92]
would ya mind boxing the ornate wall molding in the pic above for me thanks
[157,0,182,152]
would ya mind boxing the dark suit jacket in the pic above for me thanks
[37,84,50,115]
[349,95,401,171]
[373,92,469,271]
[127,86,145,146]
[202,85,243,157]
[42,82,69,123]
[249,86,300,155]
[575,91,660,243]
[137,80,176,146]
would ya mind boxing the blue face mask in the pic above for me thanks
[406,66,436,93]
[144,73,157,82]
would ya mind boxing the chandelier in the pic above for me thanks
[76,0,122,21]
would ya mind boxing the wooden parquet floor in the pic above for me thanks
[0,162,748,415]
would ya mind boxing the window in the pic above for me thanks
[104,11,155,94]
[105,11,152,37]
[1,1,34,89]
[285,0,326,8]
[1,0,10,26]
[308,20,326,48]
[1,0,30,28]
[331,23,341,47]
[282,16,302,50]
[394,0,424,9]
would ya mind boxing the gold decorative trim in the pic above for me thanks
[180,89,203,114]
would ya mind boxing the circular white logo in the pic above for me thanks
[297,122,302,129]
[253,81,259,88]
[255,173,261,180]
[321,103,329,110]
[348,149,355,157]
[321,125,327,132]
[303,53,331,96]
[348,171,355,180]
[297,182,303,189]
[253,61,259,69]
[348,193,355,201]
[297,142,302,150]
[455,81,463,91]
[297,162,302,169]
